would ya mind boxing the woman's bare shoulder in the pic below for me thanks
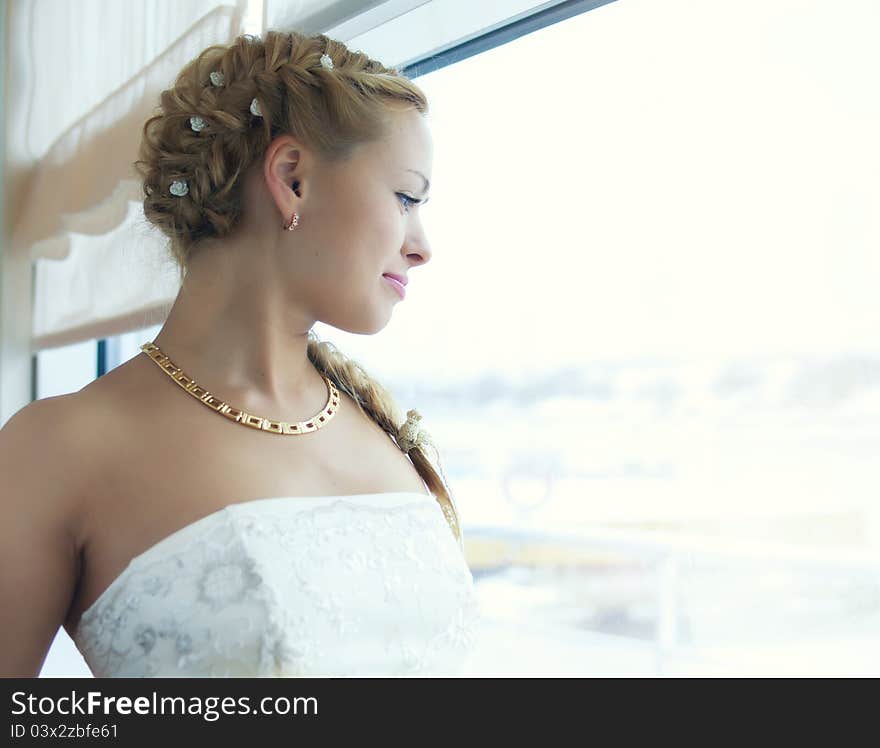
[4,352,186,493]
[0,362,140,519]
[1,391,94,458]
[0,391,101,524]
[0,393,99,675]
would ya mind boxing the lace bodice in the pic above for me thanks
[72,492,481,677]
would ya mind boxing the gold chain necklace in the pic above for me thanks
[140,341,340,435]
[141,342,463,549]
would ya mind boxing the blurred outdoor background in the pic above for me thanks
[4,0,878,676]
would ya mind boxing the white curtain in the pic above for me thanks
[5,0,252,351]
[8,0,550,352]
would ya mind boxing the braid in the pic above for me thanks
[305,330,463,550]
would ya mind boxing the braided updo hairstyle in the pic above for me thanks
[133,30,462,548]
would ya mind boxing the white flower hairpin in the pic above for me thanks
[396,408,460,547]
[189,58,334,196]
[169,179,188,197]
[396,409,435,454]
[396,408,452,490]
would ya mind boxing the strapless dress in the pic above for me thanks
[72,491,481,677]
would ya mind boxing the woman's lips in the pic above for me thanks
[382,274,406,299]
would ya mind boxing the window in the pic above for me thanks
[36,0,880,676]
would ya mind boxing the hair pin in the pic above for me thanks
[170,179,189,197]
[189,116,206,132]
[250,97,262,117]
[320,53,334,70]
[209,71,225,86]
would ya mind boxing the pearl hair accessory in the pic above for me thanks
[169,180,188,197]
[173,57,335,198]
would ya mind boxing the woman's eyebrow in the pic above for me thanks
[406,169,431,195]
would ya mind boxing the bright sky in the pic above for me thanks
[320,0,880,381]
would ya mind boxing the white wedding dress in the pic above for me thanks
[72,491,481,677]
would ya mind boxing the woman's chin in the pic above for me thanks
[331,310,393,336]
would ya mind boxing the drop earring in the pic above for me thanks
[283,211,299,231]
[282,213,299,231]
[284,179,301,230]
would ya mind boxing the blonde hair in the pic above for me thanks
[133,29,462,547]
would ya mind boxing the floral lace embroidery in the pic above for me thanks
[73,497,480,677]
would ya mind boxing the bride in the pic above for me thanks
[0,29,481,677]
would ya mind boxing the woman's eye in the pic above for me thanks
[396,193,420,212]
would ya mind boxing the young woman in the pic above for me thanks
[0,29,480,677]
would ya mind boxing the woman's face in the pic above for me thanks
[276,106,434,335]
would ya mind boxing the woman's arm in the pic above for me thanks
[0,398,82,677]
